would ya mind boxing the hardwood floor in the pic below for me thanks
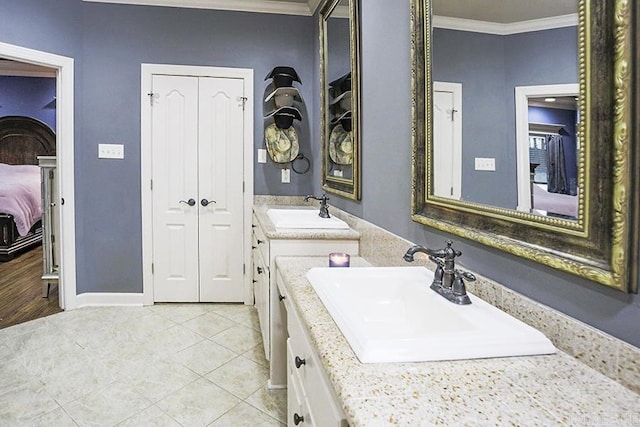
[0,245,62,329]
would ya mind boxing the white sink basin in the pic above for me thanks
[306,266,556,363]
[267,208,349,229]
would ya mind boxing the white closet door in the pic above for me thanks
[151,75,200,302]
[433,82,462,200]
[198,77,245,302]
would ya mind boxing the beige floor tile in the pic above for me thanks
[181,312,236,338]
[27,406,78,427]
[39,358,116,405]
[0,379,61,424]
[173,339,238,376]
[242,343,269,367]
[205,356,269,399]
[245,387,288,424]
[143,324,205,356]
[0,305,279,426]
[63,381,153,426]
[150,303,213,323]
[117,405,181,427]
[156,378,240,427]
[209,402,284,426]
[210,304,257,323]
[0,357,41,396]
[121,355,201,402]
[210,324,262,354]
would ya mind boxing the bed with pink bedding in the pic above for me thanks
[0,163,42,236]
[0,116,56,261]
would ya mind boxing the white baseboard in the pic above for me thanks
[75,292,148,308]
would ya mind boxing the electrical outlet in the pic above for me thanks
[474,157,495,171]
[258,149,267,163]
[281,168,291,183]
[98,144,124,159]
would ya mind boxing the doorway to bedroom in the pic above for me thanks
[0,59,61,328]
[0,41,77,326]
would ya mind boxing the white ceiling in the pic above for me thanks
[83,0,578,21]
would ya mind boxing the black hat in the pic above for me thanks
[331,110,352,132]
[265,106,302,129]
[265,66,302,88]
[329,72,351,92]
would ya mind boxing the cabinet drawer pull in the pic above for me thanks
[252,245,257,249]
[252,224,257,228]
[252,280,257,284]
[293,413,304,425]
[279,294,286,301]
[257,239,265,244]
[295,356,306,369]
[257,267,264,274]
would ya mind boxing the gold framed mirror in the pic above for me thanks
[320,0,361,200]
[411,0,638,292]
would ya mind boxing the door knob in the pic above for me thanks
[201,198,216,207]
[179,198,196,206]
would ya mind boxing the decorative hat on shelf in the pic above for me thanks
[264,106,302,129]
[265,86,303,108]
[264,123,299,164]
[329,90,352,111]
[329,123,353,165]
[330,110,352,132]
[329,72,351,93]
[265,66,302,88]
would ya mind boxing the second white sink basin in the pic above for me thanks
[267,208,349,229]
[306,266,556,363]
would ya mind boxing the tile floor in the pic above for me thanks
[0,303,286,426]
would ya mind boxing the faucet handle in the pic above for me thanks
[451,269,474,305]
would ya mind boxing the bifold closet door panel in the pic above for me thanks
[151,75,200,302]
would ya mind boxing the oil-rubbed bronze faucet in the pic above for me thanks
[304,193,330,218]
[403,240,475,305]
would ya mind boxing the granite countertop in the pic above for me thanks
[275,256,640,426]
[253,204,360,241]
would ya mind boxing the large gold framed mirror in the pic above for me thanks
[411,0,638,292]
[320,0,361,200]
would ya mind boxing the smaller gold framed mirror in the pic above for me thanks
[320,0,361,200]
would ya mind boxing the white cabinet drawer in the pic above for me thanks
[252,215,269,264]
[286,297,347,427]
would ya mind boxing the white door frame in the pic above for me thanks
[140,64,254,305]
[515,83,578,211]
[433,81,462,199]
[0,42,77,310]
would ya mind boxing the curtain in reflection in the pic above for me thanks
[546,135,568,194]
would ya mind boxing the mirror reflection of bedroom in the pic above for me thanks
[0,58,62,328]
[527,95,579,220]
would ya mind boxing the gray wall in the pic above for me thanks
[432,26,577,208]
[78,3,315,292]
[326,0,640,347]
[1,1,315,294]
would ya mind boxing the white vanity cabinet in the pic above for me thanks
[252,208,358,389]
[278,271,348,427]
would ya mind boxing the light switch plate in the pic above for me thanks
[98,144,124,159]
[281,168,291,183]
[258,149,267,163]
[475,157,495,171]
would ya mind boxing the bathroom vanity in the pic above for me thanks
[251,204,359,388]
[276,256,640,426]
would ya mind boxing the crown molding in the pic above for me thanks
[433,13,578,35]
[82,0,313,16]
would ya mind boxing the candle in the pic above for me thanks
[329,252,350,267]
